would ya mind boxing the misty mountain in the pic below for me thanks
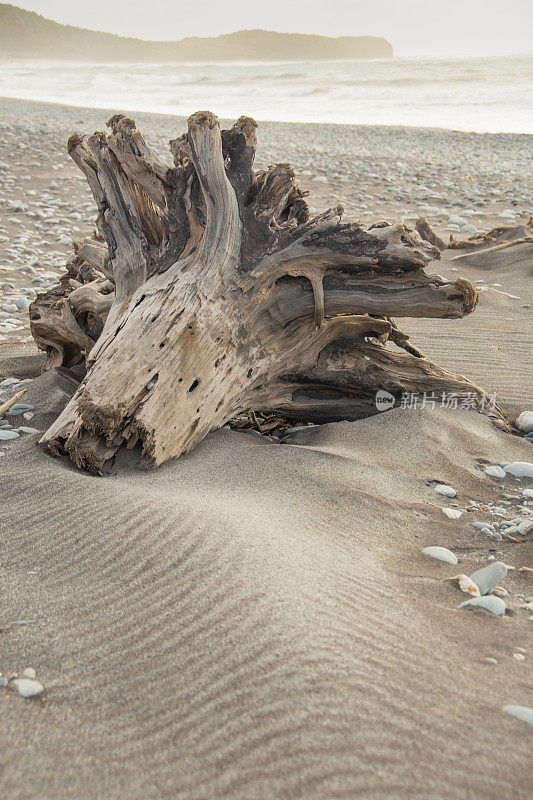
[0,4,393,61]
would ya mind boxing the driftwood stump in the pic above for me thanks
[30,112,494,473]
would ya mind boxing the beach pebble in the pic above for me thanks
[447,573,481,597]
[17,426,40,434]
[22,667,36,679]
[484,657,498,665]
[513,653,525,661]
[0,429,20,440]
[435,484,456,497]
[6,404,35,416]
[469,561,509,595]
[522,489,533,498]
[485,465,506,478]
[422,546,458,565]
[443,507,463,519]
[0,676,8,688]
[448,214,468,226]
[12,678,44,698]
[0,378,20,388]
[460,223,477,234]
[472,521,494,531]
[515,411,533,434]
[492,586,509,597]
[503,705,533,727]
[458,595,506,616]
[503,462,533,478]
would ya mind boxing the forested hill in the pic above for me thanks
[0,4,393,61]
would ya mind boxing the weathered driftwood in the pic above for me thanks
[30,112,498,473]
[415,217,446,251]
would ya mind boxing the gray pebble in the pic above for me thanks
[6,404,35,416]
[469,561,509,595]
[0,429,20,440]
[458,595,506,616]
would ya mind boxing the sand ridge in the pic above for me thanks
[0,367,532,799]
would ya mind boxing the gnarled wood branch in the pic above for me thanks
[29,112,498,473]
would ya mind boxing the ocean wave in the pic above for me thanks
[0,55,531,133]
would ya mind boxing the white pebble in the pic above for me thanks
[435,484,456,497]
[484,657,498,665]
[503,462,533,479]
[22,667,36,679]
[422,546,458,565]
[515,411,533,434]
[12,678,44,698]
[503,705,533,726]
[485,465,506,478]
[513,653,525,661]
[443,507,463,519]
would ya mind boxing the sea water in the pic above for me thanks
[0,54,531,133]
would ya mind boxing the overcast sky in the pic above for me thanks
[12,0,533,57]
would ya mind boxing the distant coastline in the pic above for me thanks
[0,3,393,61]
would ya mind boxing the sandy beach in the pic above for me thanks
[1,96,532,798]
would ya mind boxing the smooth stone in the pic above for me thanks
[454,574,480,596]
[422,546,458,565]
[485,465,506,478]
[13,296,30,311]
[522,489,533,498]
[484,657,498,665]
[435,484,457,497]
[0,430,20,440]
[525,433,533,444]
[443,507,463,519]
[515,411,533,434]
[503,462,533,478]
[492,586,509,597]
[513,653,525,661]
[17,426,40,434]
[12,678,44,698]
[6,404,35,416]
[472,521,494,531]
[22,667,36,679]
[503,705,533,726]
[448,214,468,226]
[460,223,477,234]
[469,561,508,595]
[458,595,506,616]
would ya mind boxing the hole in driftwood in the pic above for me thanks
[188,379,200,393]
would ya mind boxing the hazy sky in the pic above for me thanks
[12,0,533,57]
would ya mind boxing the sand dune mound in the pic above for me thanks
[450,226,533,274]
[0,365,531,799]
